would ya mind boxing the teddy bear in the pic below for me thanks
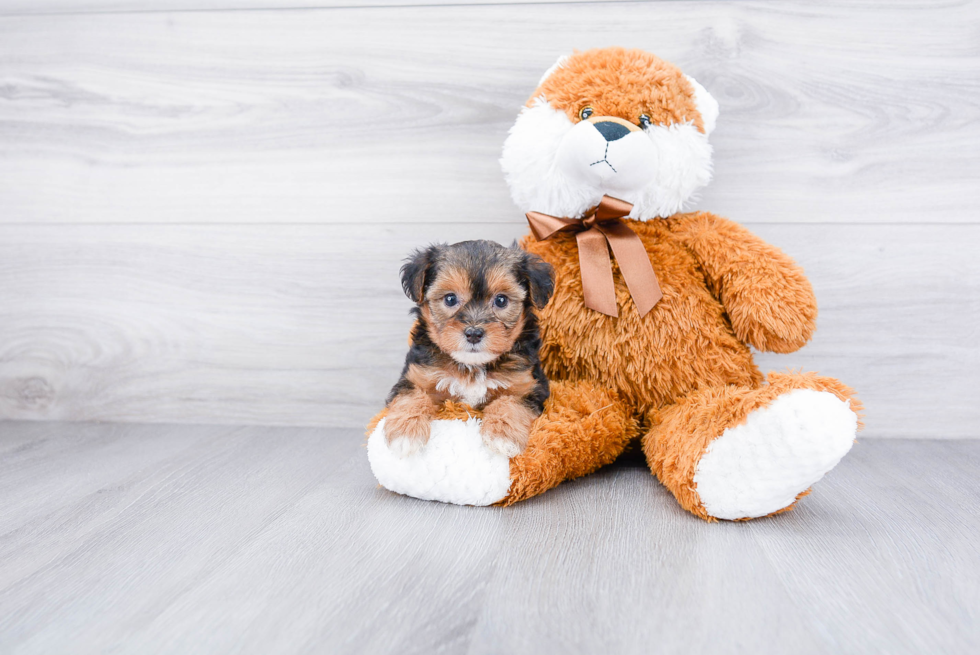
[368,46,861,521]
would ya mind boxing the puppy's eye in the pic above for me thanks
[579,106,594,120]
[444,293,458,307]
[639,114,652,128]
[494,294,509,309]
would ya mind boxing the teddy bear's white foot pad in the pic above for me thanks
[693,389,857,520]
[367,417,512,506]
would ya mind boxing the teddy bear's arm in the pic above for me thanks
[669,212,817,353]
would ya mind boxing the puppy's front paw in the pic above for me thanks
[482,433,525,458]
[384,412,432,459]
[384,389,435,458]
[480,396,534,459]
[387,434,426,458]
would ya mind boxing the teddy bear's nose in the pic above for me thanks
[593,120,631,142]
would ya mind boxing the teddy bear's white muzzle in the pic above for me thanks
[555,120,658,192]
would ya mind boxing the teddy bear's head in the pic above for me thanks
[501,47,719,221]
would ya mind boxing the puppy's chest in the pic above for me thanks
[434,369,509,408]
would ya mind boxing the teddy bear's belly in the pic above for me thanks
[529,233,763,415]
[540,302,761,414]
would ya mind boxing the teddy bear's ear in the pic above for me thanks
[400,244,444,303]
[537,54,571,87]
[518,250,555,309]
[684,75,719,136]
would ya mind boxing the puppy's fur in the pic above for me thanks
[385,240,554,458]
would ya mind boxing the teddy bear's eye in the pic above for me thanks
[579,106,594,120]
[639,114,652,128]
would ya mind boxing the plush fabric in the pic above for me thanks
[517,211,863,519]
[501,47,863,520]
[645,372,863,520]
[502,379,635,504]
[368,46,862,521]
[367,417,512,506]
[366,380,633,506]
[691,388,858,520]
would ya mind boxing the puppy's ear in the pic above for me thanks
[400,244,444,303]
[518,250,554,309]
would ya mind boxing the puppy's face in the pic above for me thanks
[401,241,553,366]
[501,47,719,221]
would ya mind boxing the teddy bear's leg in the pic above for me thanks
[499,379,637,505]
[366,380,634,507]
[642,372,862,521]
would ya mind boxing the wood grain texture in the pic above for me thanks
[0,1,978,225]
[0,223,976,437]
[0,0,621,16]
[0,422,977,654]
[0,1,977,433]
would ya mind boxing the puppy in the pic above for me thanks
[385,240,554,458]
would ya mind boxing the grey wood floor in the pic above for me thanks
[1,421,977,654]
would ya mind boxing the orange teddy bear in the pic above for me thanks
[368,47,861,521]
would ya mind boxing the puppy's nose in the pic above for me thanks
[593,120,631,142]
[464,327,485,344]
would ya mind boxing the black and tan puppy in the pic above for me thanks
[385,240,554,458]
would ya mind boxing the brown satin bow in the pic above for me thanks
[526,195,662,318]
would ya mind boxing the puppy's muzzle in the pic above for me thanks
[464,326,485,344]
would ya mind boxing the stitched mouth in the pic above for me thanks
[589,142,617,173]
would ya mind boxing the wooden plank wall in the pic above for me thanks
[0,1,977,437]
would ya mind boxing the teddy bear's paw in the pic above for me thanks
[367,417,513,506]
[693,389,858,520]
